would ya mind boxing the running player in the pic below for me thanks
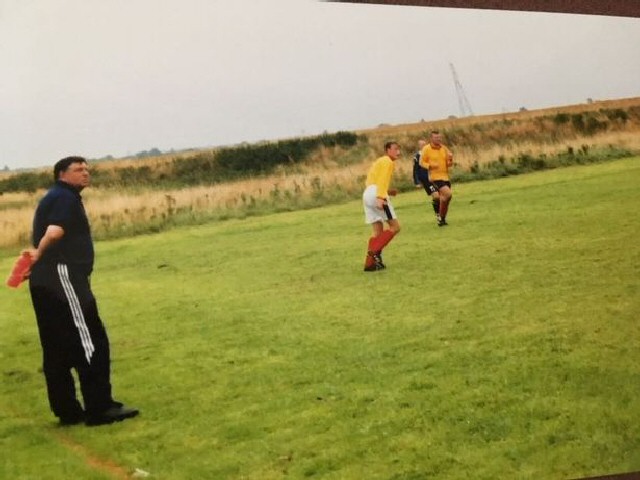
[420,130,454,226]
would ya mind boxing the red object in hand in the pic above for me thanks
[6,252,32,288]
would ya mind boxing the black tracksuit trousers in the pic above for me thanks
[29,263,113,420]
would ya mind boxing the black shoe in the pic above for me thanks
[58,412,85,426]
[364,251,385,272]
[364,253,385,272]
[85,403,139,426]
[372,252,386,269]
[364,263,385,272]
[438,218,448,227]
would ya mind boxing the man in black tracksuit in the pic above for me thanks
[26,156,138,426]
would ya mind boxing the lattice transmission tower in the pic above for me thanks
[449,63,474,117]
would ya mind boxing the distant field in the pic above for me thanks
[1,158,639,479]
[360,96,640,169]
[2,97,640,251]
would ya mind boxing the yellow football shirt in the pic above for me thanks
[420,144,452,181]
[365,155,395,198]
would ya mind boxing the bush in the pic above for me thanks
[89,131,361,189]
[584,116,607,135]
[517,153,546,171]
[171,131,361,185]
[571,114,585,132]
[450,145,633,185]
[601,108,628,123]
[0,171,50,193]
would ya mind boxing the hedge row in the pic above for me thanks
[452,145,633,183]
[0,131,360,193]
[173,131,360,184]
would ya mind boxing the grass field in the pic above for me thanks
[1,158,639,479]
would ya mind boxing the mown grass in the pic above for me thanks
[1,158,639,479]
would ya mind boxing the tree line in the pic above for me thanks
[0,131,360,193]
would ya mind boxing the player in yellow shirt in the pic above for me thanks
[362,141,401,271]
[420,130,454,226]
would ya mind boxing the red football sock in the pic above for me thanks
[370,230,395,253]
[364,237,377,268]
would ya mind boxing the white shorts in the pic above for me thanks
[363,185,397,224]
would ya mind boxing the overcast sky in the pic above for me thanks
[1,0,639,170]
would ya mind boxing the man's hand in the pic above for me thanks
[28,225,65,267]
[376,197,386,210]
[20,248,38,279]
[388,189,398,196]
[23,248,39,263]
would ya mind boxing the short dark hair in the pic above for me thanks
[384,141,399,151]
[53,156,87,181]
[430,130,440,135]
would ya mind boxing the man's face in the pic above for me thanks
[59,162,90,190]
[431,133,442,147]
[387,144,401,160]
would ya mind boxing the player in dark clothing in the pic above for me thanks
[25,156,138,426]
[413,139,438,218]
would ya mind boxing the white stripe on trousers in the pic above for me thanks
[56,263,95,363]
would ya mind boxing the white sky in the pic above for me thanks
[1,0,639,169]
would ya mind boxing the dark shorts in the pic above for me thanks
[416,170,437,195]
[423,182,438,195]
[433,180,451,191]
